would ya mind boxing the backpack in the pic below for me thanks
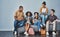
[40,26,46,35]
[28,27,35,35]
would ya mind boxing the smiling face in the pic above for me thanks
[28,13,31,16]
[35,13,38,17]
[34,13,39,19]
[42,1,46,8]
[42,4,46,8]
[50,10,54,16]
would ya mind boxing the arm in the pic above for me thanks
[40,7,42,14]
[19,12,24,20]
[14,11,17,20]
[22,12,24,17]
[32,20,34,23]
[46,15,49,22]
[21,12,24,20]
[46,8,48,14]
[53,16,58,22]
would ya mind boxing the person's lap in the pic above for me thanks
[40,14,48,25]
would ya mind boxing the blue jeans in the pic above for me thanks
[14,20,25,31]
[14,20,19,31]
[41,14,48,25]
[33,20,42,30]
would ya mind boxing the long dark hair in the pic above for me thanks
[34,12,39,19]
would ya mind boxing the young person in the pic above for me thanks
[46,9,57,35]
[31,12,42,32]
[14,6,25,35]
[24,11,33,35]
[40,1,48,26]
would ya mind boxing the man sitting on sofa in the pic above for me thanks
[14,6,25,35]
[46,9,57,35]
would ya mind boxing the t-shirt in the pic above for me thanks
[25,16,33,24]
[47,15,57,22]
[42,8,46,13]
[14,10,24,20]
[33,16,42,24]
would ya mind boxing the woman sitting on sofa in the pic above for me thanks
[31,12,42,32]
[24,11,33,35]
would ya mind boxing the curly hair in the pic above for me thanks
[26,11,32,17]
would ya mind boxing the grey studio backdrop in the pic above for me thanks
[0,0,60,31]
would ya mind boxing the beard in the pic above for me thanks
[19,10,23,12]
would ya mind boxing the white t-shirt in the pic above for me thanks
[42,8,46,13]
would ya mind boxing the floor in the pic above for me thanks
[0,31,60,37]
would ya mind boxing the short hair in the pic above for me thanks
[26,11,32,17]
[34,12,39,15]
[51,9,55,12]
[42,1,46,5]
[19,6,23,9]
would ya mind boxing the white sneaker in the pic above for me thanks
[14,31,17,35]
[52,32,56,35]
[24,32,27,34]
[40,25,43,27]
[43,24,45,26]
[46,32,49,35]
[24,32,29,36]
[26,33,29,36]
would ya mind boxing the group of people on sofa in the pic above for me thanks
[13,1,57,36]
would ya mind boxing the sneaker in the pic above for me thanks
[24,32,29,36]
[43,24,45,26]
[46,32,49,35]
[26,33,29,36]
[24,32,27,34]
[40,25,43,27]
[14,31,17,35]
[52,32,56,35]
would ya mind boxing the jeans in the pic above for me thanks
[14,20,19,31]
[14,20,25,31]
[32,20,42,31]
[40,14,48,25]
[46,20,56,32]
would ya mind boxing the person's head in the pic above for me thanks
[50,9,55,15]
[34,12,39,19]
[19,6,23,12]
[42,1,46,8]
[26,11,32,17]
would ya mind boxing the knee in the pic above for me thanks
[46,21,49,24]
[41,15,44,17]
[45,15,48,19]
[53,20,56,24]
